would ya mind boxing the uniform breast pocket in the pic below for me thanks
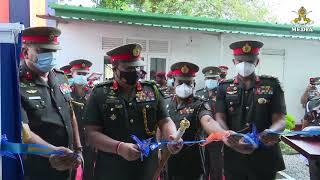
[23,96,47,110]
[256,95,272,107]
[23,97,47,120]
[225,94,240,114]
[102,100,125,126]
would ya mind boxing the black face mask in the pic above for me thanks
[220,74,227,78]
[119,70,138,85]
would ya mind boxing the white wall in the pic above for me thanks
[222,34,320,123]
[57,21,320,123]
[57,21,221,87]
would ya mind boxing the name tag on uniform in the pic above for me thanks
[28,96,41,100]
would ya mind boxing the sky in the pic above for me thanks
[62,0,320,25]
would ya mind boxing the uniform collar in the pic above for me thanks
[173,95,193,110]
[234,74,261,89]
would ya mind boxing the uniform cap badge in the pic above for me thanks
[242,43,252,53]
[181,65,189,74]
[133,46,141,57]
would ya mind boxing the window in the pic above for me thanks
[149,57,166,80]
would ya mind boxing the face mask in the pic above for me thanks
[93,80,100,85]
[220,74,226,79]
[205,79,218,90]
[68,78,74,85]
[235,62,255,77]
[73,75,88,85]
[34,52,57,73]
[316,85,320,93]
[167,79,174,87]
[119,70,138,85]
[175,83,193,98]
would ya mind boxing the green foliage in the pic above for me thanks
[92,0,277,22]
[286,114,296,130]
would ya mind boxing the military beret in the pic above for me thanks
[156,72,166,78]
[218,65,229,72]
[167,71,173,78]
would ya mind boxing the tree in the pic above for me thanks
[92,0,277,22]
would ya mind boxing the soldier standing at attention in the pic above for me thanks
[20,26,82,180]
[84,44,183,180]
[218,65,229,82]
[195,66,223,180]
[215,41,286,180]
[69,59,95,180]
[166,62,227,180]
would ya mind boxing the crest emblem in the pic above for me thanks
[181,65,189,74]
[242,43,252,53]
[292,6,313,25]
[258,98,267,104]
[133,46,141,57]
[48,33,55,42]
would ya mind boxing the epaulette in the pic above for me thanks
[260,75,280,84]
[196,88,205,93]
[94,80,113,88]
[219,78,234,84]
[141,80,157,87]
[53,68,64,74]
[259,75,277,79]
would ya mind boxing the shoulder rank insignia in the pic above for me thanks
[26,89,37,94]
[20,82,27,88]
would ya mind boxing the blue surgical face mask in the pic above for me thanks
[68,78,74,85]
[205,79,218,90]
[73,75,88,85]
[34,52,57,73]
[167,78,174,87]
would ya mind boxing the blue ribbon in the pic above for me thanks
[130,135,206,161]
[0,134,65,175]
[235,124,261,148]
[1,135,64,155]
[130,135,153,160]
[267,129,320,137]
